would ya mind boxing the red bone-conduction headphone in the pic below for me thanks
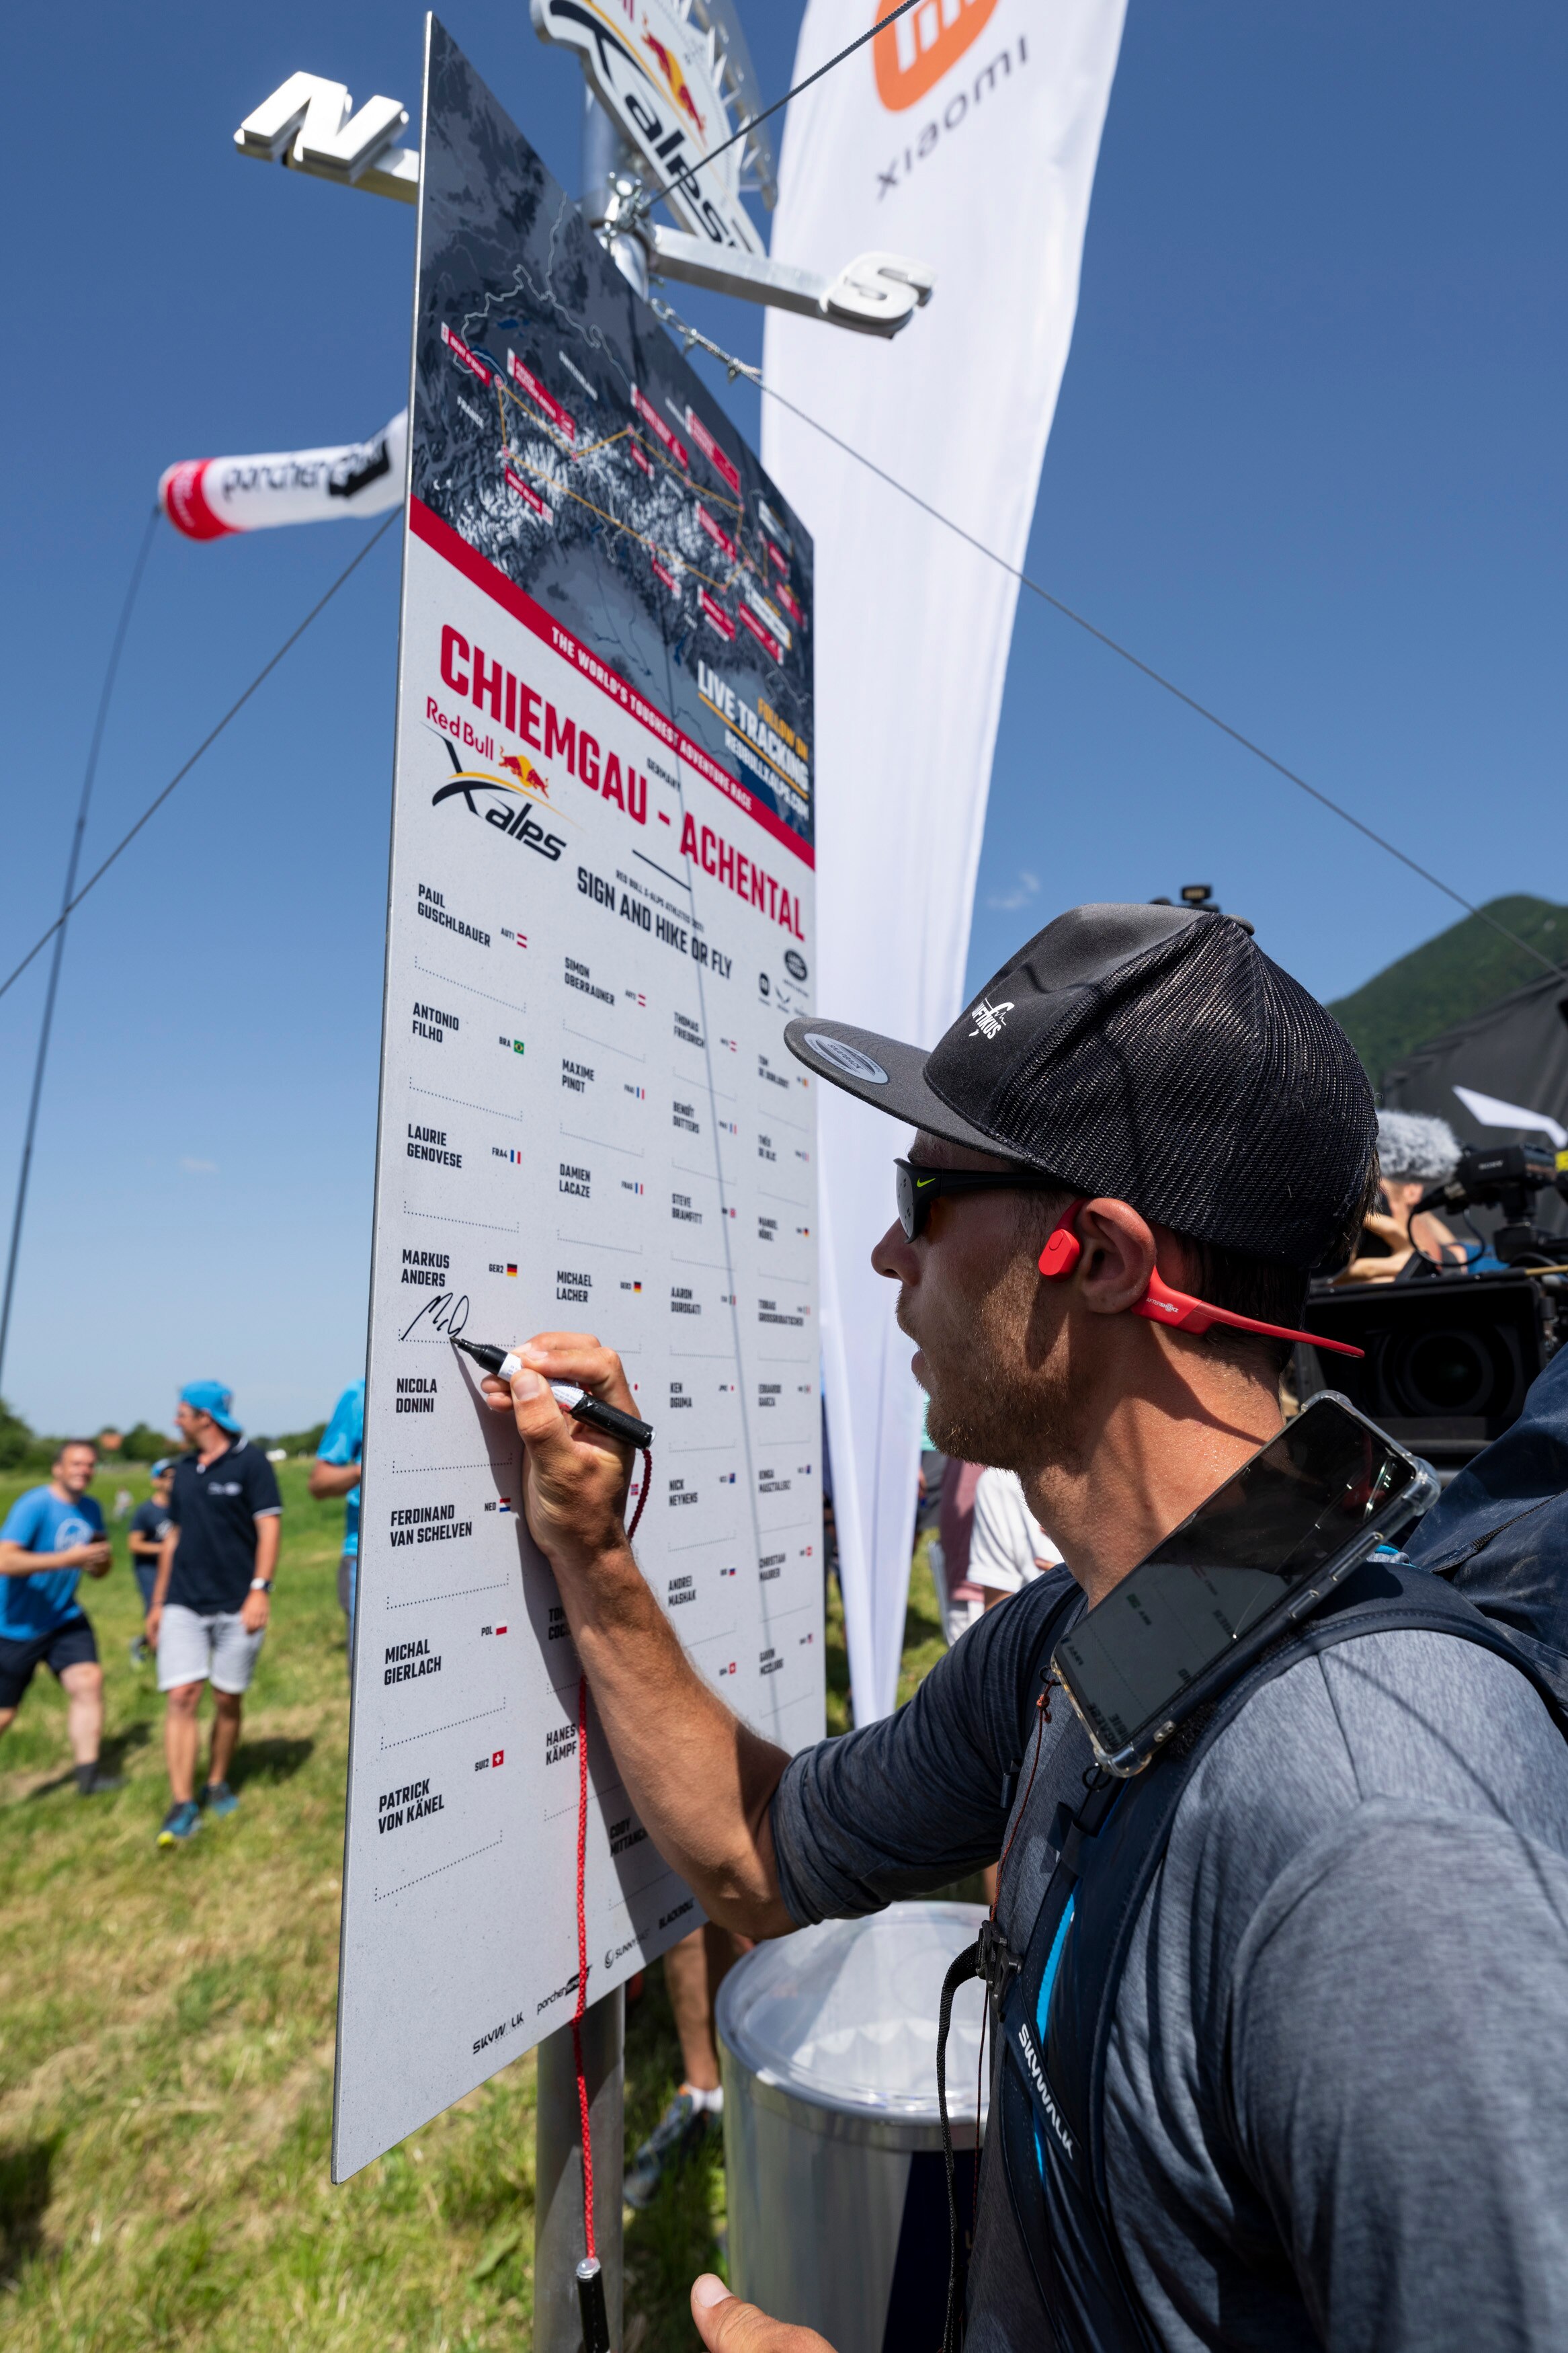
[1038,1200,1364,1359]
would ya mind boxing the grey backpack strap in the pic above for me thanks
[999,1555,1568,2351]
[936,1576,1083,2352]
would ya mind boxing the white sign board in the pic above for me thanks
[333,19,822,2182]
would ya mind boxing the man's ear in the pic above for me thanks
[1071,1199,1159,1315]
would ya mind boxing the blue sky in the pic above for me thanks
[2,1,1563,1435]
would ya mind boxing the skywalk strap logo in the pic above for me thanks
[968,996,1014,1040]
[1015,2019,1075,2163]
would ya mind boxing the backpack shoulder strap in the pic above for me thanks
[1046,1556,1567,2257]
[936,1568,1085,2353]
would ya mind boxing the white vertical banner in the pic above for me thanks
[763,0,1125,1722]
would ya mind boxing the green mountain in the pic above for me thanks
[1327,895,1568,1089]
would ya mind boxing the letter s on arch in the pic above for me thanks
[441,625,470,696]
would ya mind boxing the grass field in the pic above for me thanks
[0,1460,948,2350]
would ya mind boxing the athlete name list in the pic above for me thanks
[333,516,823,2177]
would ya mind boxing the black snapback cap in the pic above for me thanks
[783,904,1375,1270]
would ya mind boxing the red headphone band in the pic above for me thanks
[1036,1199,1362,1361]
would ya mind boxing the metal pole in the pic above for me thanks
[581,89,651,298]
[525,106,651,2349]
[534,1986,624,2352]
[0,505,159,1396]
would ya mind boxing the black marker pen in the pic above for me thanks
[452,1337,655,1449]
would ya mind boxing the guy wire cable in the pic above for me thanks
[626,9,1561,975]
[0,510,399,1014]
[0,502,161,1392]
[647,294,1567,987]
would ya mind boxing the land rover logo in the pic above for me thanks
[784,949,808,983]
[804,1033,889,1085]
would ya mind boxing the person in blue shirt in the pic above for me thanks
[126,1458,175,1666]
[0,1438,122,1795]
[310,1381,364,1640]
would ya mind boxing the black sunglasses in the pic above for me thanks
[895,1157,1062,1240]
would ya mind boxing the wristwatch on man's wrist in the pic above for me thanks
[249,1578,274,1593]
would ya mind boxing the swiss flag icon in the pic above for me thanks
[492,1749,505,1767]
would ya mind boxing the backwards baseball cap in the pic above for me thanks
[784,904,1375,1271]
[179,1380,241,1434]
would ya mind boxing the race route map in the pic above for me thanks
[333,19,821,2181]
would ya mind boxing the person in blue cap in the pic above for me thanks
[309,1380,364,1643]
[145,1383,281,1847]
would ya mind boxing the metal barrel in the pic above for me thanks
[716,1903,987,2353]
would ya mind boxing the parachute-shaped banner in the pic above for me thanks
[159,411,407,541]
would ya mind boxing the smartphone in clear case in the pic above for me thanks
[1053,1393,1437,1777]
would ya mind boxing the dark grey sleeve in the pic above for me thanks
[1229,1804,1568,2351]
[770,1566,1073,1925]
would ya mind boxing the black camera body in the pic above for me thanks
[1301,1144,1568,1468]
[1415,1142,1568,1269]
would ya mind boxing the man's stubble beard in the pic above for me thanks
[901,1261,1085,1476]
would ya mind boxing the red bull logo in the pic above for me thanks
[499,754,551,800]
[643,29,706,136]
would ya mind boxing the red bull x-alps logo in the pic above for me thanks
[431,740,567,863]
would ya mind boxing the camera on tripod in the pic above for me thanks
[1299,1142,1568,1471]
[1412,1142,1568,1269]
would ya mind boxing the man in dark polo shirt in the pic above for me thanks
[146,1382,280,1847]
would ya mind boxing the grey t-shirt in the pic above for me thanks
[770,1569,1568,2350]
